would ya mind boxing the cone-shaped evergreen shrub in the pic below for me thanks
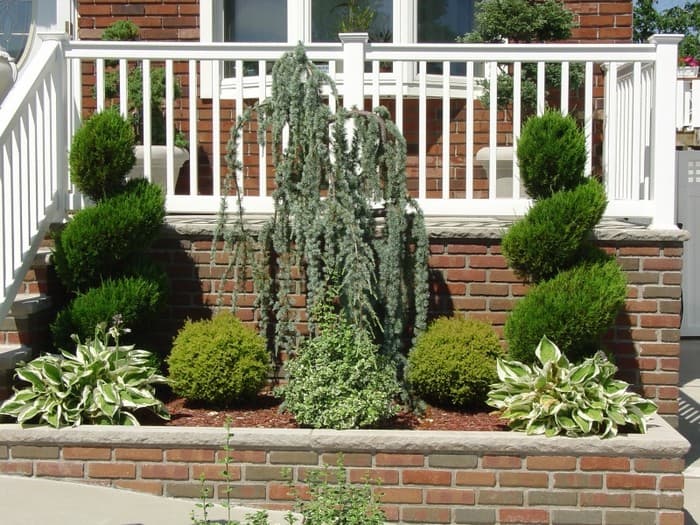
[407,317,505,409]
[517,110,586,200]
[167,312,270,406]
[505,259,627,364]
[50,263,168,352]
[502,179,608,283]
[53,179,165,292]
[69,108,135,202]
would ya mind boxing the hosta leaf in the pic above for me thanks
[607,407,627,426]
[16,368,44,389]
[97,381,120,406]
[572,410,593,433]
[42,361,62,386]
[496,359,532,381]
[555,413,577,430]
[634,400,658,416]
[570,361,596,384]
[535,336,561,366]
[16,403,42,424]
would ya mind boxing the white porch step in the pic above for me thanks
[0,344,31,371]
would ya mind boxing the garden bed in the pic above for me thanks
[0,415,689,524]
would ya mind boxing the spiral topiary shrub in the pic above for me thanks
[277,310,401,429]
[505,259,627,364]
[167,312,270,407]
[53,179,165,292]
[407,317,505,409]
[50,261,168,352]
[517,110,587,200]
[69,108,136,202]
[502,179,608,283]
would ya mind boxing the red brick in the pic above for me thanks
[659,511,686,525]
[659,475,684,490]
[0,462,32,475]
[635,458,685,473]
[349,468,399,484]
[640,315,680,328]
[63,447,112,460]
[426,488,475,504]
[640,371,679,385]
[580,492,631,507]
[375,453,424,467]
[642,258,682,271]
[483,456,521,469]
[526,456,576,471]
[456,471,496,486]
[470,255,508,269]
[606,473,656,490]
[446,244,487,254]
[401,507,451,523]
[402,469,451,485]
[115,448,163,461]
[429,255,466,268]
[141,463,189,480]
[553,472,603,488]
[192,464,241,481]
[499,508,549,524]
[580,456,630,471]
[269,483,295,501]
[36,462,84,478]
[88,463,136,479]
[499,471,549,487]
[166,448,216,462]
[377,487,423,504]
[114,480,163,496]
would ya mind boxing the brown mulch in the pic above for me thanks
[155,392,508,431]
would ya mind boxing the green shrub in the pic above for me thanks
[101,20,139,41]
[488,336,657,438]
[53,179,165,291]
[69,108,136,202]
[517,110,587,200]
[505,259,627,364]
[277,311,401,429]
[0,322,169,427]
[167,312,270,406]
[502,179,608,283]
[50,264,168,352]
[407,317,504,409]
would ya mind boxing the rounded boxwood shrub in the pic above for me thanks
[505,258,627,364]
[277,311,401,429]
[407,317,505,409]
[167,312,270,407]
[502,179,608,283]
[69,108,135,202]
[517,110,587,200]
[53,179,165,292]
[50,262,168,352]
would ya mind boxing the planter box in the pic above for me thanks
[0,416,689,524]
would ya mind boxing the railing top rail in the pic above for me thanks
[65,40,659,63]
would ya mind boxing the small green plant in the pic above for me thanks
[516,110,587,200]
[488,336,657,438]
[0,320,169,428]
[502,179,608,283]
[407,317,505,409]
[168,312,270,407]
[68,108,136,202]
[290,457,385,525]
[50,264,168,352]
[277,307,401,429]
[505,259,627,364]
[52,179,166,292]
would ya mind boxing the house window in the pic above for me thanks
[311,0,393,42]
[223,0,287,43]
[0,0,33,65]
[418,0,476,75]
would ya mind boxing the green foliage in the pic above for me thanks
[336,0,376,33]
[50,263,168,352]
[634,0,700,59]
[101,19,139,41]
[407,317,505,408]
[277,309,401,429]
[168,312,270,407]
[488,336,658,438]
[53,179,165,292]
[68,108,136,202]
[505,259,627,364]
[215,45,429,363]
[467,0,574,43]
[0,322,169,428]
[517,110,587,200]
[291,458,385,525]
[502,179,608,283]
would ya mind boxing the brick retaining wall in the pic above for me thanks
[0,418,689,524]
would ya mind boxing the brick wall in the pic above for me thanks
[0,422,687,525]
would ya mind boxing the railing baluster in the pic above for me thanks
[212,59,221,198]
[395,60,403,136]
[442,60,450,200]
[560,61,569,115]
[372,60,379,110]
[119,58,128,118]
[488,60,497,199]
[512,61,522,199]
[258,60,267,198]
[165,59,175,196]
[188,59,198,196]
[235,60,244,197]
[584,61,593,178]
[96,58,105,111]
[536,61,545,116]
[418,60,427,200]
[465,60,474,200]
[142,59,152,183]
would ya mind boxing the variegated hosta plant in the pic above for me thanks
[0,322,169,428]
[487,336,657,438]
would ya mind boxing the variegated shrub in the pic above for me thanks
[0,322,169,428]
[487,336,657,438]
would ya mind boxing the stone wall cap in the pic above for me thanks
[0,415,689,458]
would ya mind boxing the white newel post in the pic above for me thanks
[339,33,368,112]
[649,34,683,230]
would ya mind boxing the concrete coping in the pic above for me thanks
[163,215,690,243]
[0,415,689,458]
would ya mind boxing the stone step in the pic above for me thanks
[0,344,31,371]
[0,293,53,332]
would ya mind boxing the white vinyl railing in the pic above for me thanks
[0,35,68,322]
[677,77,700,130]
[62,35,680,228]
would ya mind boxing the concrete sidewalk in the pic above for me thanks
[0,474,298,525]
[681,339,700,525]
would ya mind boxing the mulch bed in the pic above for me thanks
[154,393,509,431]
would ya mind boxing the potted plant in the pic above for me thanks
[101,20,188,188]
